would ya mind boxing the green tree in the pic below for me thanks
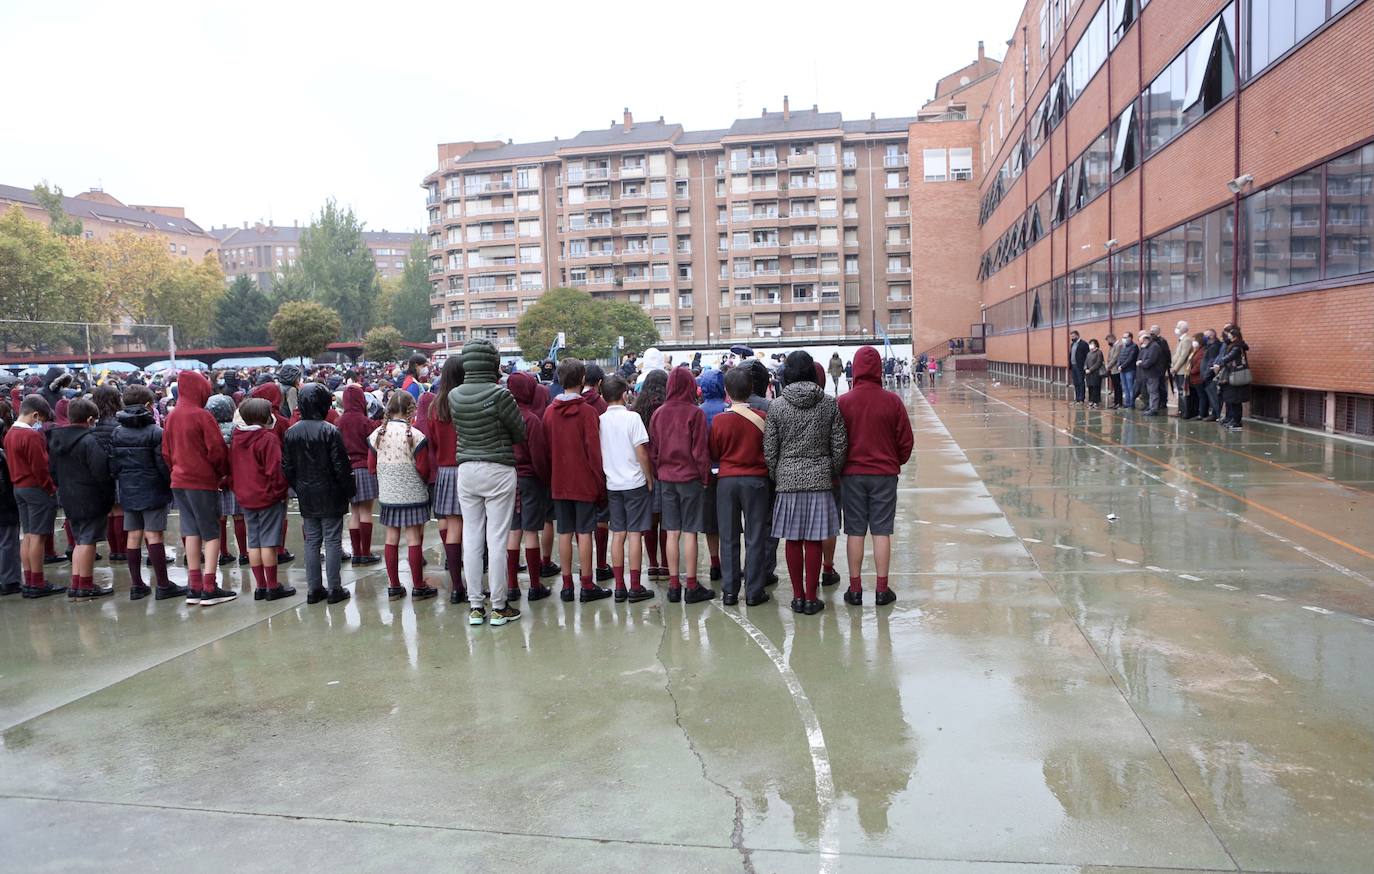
[270,300,341,362]
[271,261,312,305]
[215,275,272,346]
[32,182,83,237]
[602,301,660,357]
[0,206,98,352]
[362,325,406,362]
[516,287,610,360]
[133,256,225,350]
[298,199,377,339]
[387,239,434,342]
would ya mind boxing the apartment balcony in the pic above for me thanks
[470,310,516,320]
[442,189,462,202]
[885,322,912,333]
[620,166,645,178]
[789,265,821,278]
[429,265,446,276]
[886,266,913,275]
[885,210,911,221]
[820,292,842,304]
[620,247,651,261]
[465,181,514,195]
[887,294,913,302]
[621,218,650,229]
[787,153,817,168]
[715,164,726,177]
[466,207,517,218]
[885,238,911,250]
[426,193,443,205]
[467,232,518,244]
[842,156,858,169]
[883,154,909,168]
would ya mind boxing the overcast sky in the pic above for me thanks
[2,0,1020,235]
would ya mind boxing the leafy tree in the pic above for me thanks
[0,206,98,352]
[32,182,83,237]
[133,256,225,350]
[362,325,406,362]
[387,239,434,342]
[270,300,341,362]
[602,301,660,357]
[68,230,170,324]
[215,275,272,346]
[516,287,608,360]
[298,199,376,339]
[271,261,312,304]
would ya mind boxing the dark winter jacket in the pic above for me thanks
[836,346,912,477]
[48,425,116,521]
[542,392,604,502]
[1217,340,1252,403]
[162,370,229,491]
[283,383,355,517]
[110,406,172,512]
[91,415,119,457]
[0,436,20,527]
[509,372,551,484]
[649,367,711,486]
[1117,340,1139,374]
[763,378,848,493]
[38,367,71,412]
[338,385,374,470]
[1137,340,1165,377]
[1200,336,1224,383]
[448,340,525,467]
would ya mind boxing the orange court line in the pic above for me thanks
[980,390,1374,565]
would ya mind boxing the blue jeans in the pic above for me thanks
[1121,370,1137,408]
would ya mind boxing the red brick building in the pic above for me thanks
[943,0,1372,436]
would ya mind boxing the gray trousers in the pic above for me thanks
[1145,373,1164,412]
[302,515,344,592]
[716,476,771,601]
[0,524,19,586]
[459,461,517,610]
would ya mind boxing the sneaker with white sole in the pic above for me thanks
[199,586,238,606]
[468,607,486,626]
[490,605,521,626]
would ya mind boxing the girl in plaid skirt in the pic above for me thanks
[368,392,438,601]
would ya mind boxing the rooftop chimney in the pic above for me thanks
[978,40,985,62]
[623,107,633,131]
[783,95,791,120]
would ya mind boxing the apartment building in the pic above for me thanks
[960,0,1372,435]
[0,184,217,259]
[211,223,421,292]
[423,102,916,351]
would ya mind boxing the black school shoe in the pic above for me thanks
[387,586,407,601]
[238,555,250,566]
[154,584,188,600]
[265,585,297,601]
[709,566,722,582]
[821,570,841,587]
[527,583,552,602]
[765,573,779,587]
[843,590,863,607]
[745,592,771,607]
[327,587,351,604]
[44,554,66,565]
[539,561,561,578]
[276,550,296,564]
[254,588,267,601]
[412,585,439,601]
[790,597,806,614]
[0,582,21,596]
[803,599,825,615]
[721,592,739,606]
[109,552,128,562]
[667,586,682,603]
[580,584,612,603]
[595,566,614,582]
[306,588,329,605]
[218,553,236,566]
[684,586,717,605]
[130,584,152,601]
[23,583,67,598]
[559,587,575,602]
[874,590,897,606]
[69,585,114,601]
[448,587,467,605]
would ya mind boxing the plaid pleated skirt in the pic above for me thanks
[380,501,430,528]
[431,465,463,517]
[771,490,840,541]
[219,488,241,517]
[352,468,378,503]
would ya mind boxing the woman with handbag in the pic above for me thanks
[1084,340,1106,408]
[1213,327,1251,432]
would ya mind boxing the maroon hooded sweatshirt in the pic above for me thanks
[229,424,289,510]
[836,346,913,476]
[338,385,373,470]
[249,382,292,441]
[648,367,710,486]
[541,389,603,503]
[509,372,551,485]
[162,370,229,491]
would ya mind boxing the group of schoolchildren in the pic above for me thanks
[0,339,915,628]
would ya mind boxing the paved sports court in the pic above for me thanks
[3,374,1371,873]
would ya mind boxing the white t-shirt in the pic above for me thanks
[599,405,649,491]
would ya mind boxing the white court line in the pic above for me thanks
[962,384,1374,588]
[1053,543,1077,551]
[1214,584,1241,591]
[1084,550,1105,557]
[1302,605,1335,615]
[1145,565,1170,573]
[1021,537,1042,543]
[1117,558,1140,565]
[1257,593,1287,601]
[713,606,838,873]
[1178,574,1204,582]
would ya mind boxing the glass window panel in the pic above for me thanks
[1325,144,1374,278]
[1051,276,1069,326]
[1112,244,1142,316]
[1268,0,1296,66]
[1111,103,1138,179]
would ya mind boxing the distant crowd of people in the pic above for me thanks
[0,343,916,627]
[1067,321,1253,430]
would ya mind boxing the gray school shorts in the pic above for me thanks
[68,516,106,546]
[554,499,597,535]
[243,502,286,549]
[15,487,57,536]
[174,488,221,540]
[607,486,652,533]
[661,480,707,533]
[517,476,551,533]
[840,475,899,536]
[124,505,169,533]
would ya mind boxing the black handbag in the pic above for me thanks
[1227,353,1252,388]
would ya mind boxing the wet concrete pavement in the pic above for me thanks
[2,374,1371,872]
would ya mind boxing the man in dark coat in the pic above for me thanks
[1068,331,1088,404]
[1136,333,1166,415]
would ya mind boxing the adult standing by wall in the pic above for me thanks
[1214,327,1251,432]
[1104,333,1122,409]
[1068,331,1088,404]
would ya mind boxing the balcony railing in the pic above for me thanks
[426,194,442,205]
[465,181,514,194]
[887,266,913,274]
[883,154,909,167]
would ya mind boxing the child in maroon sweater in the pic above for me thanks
[709,368,771,606]
[162,370,232,605]
[230,398,294,601]
[338,384,379,566]
[648,367,716,604]
[4,395,63,598]
[836,346,913,605]
[541,358,609,602]
[509,371,553,602]
[580,364,613,582]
